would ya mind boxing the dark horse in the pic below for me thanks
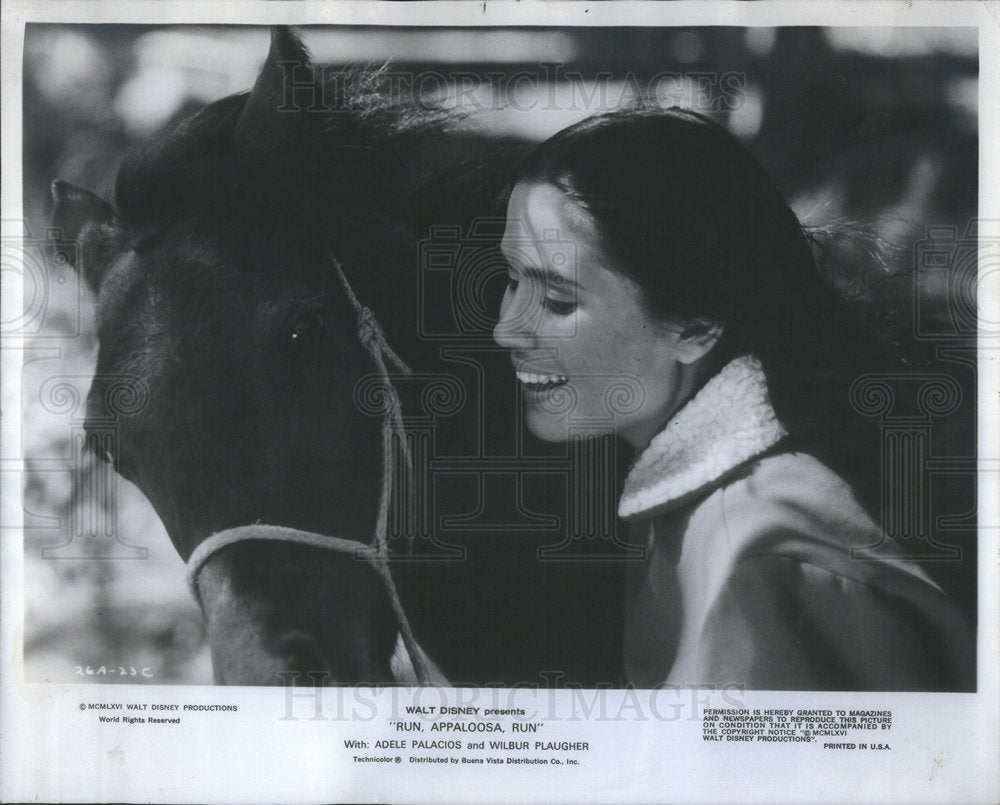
[51,28,625,685]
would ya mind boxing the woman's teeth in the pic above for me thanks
[517,371,569,388]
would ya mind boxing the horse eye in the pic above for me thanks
[286,310,325,349]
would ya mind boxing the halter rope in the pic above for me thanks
[186,259,430,684]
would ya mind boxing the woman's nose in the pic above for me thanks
[493,285,535,349]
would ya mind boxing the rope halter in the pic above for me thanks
[186,258,430,684]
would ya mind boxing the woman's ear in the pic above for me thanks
[675,319,725,364]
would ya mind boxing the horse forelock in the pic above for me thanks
[114,66,456,234]
[318,64,456,139]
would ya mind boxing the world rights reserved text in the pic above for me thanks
[80,702,238,726]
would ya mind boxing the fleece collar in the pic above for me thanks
[618,354,788,521]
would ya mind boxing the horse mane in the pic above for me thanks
[114,63,458,233]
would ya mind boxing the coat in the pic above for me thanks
[617,355,975,691]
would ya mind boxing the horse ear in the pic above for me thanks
[233,27,321,156]
[50,180,118,292]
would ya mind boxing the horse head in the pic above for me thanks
[50,29,465,684]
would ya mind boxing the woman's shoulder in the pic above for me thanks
[679,449,938,592]
[724,448,865,517]
[718,451,888,556]
[670,452,975,691]
[688,549,974,691]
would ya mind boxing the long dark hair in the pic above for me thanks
[515,107,894,503]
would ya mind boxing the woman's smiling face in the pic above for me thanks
[494,182,708,449]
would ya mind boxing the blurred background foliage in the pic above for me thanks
[21,25,978,684]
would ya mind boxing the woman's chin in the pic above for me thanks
[524,411,571,443]
[525,411,618,443]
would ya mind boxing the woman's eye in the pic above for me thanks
[544,298,577,315]
[506,275,519,292]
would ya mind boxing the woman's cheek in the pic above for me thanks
[538,313,581,345]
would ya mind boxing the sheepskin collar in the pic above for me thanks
[618,354,788,521]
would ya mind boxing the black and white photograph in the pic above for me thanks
[2,2,998,803]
